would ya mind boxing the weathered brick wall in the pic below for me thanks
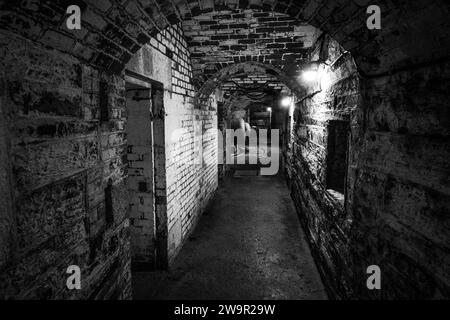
[0,20,219,298]
[0,30,131,299]
[126,24,218,264]
[287,35,360,298]
[165,78,218,263]
[287,34,450,299]
[349,60,450,299]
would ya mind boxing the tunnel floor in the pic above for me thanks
[132,175,327,300]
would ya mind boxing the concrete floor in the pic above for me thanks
[132,175,327,300]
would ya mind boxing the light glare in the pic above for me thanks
[280,97,292,107]
[302,70,318,82]
[320,71,332,89]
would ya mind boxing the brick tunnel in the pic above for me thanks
[0,0,449,300]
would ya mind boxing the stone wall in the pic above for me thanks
[287,35,359,298]
[0,19,219,299]
[349,60,450,299]
[287,34,450,299]
[0,30,131,299]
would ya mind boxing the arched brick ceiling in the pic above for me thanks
[181,10,321,88]
[196,61,298,101]
[1,0,449,77]
[213,63,291,119]
[220,71,289,99]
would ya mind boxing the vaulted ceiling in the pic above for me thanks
[2,0,448,81]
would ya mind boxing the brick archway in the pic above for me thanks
[196,61,301,102]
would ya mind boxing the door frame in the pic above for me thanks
[125,70,168,270]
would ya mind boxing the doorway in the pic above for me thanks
[125,77,167,271]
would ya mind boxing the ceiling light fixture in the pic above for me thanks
[300,61,320,83]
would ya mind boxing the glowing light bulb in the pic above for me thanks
[302,70,318,82]
[280,97,292,107]
[267,107,272,112]
[320,71,332,90]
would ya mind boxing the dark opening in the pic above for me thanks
[326,120,349,194]
[105,179,114,225]
[100,80,109,122]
